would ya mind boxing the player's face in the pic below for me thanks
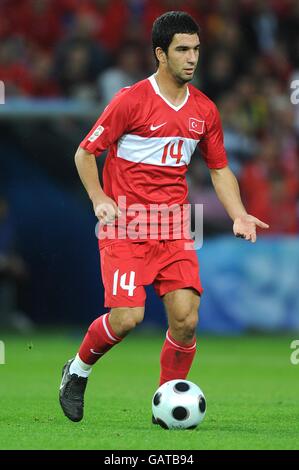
[166,33,200,84]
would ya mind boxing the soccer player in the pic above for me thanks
[59,11,269,422]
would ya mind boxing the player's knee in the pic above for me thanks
[120,313,143,332]
[183,315,198,338]
[111,307,144,334]
[130,309,144,328]
[172,311,198,338]
[184,318,198,340]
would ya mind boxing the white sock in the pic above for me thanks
[69,354,92,378]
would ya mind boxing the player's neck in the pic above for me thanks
[154,71,188,107]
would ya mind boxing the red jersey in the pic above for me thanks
[80,75,228,248]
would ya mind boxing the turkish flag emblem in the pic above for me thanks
[189,118,205,134]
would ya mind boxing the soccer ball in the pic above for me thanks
[152,379,206,430]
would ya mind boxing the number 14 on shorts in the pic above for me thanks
[113,269,136,297]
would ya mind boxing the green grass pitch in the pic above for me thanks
[0,330,298,450]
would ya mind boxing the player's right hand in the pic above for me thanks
[93,194,121,225]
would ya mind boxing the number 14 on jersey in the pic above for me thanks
[161,140,184,164]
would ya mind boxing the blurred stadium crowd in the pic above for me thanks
[0,0,299,328]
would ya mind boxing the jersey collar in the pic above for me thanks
[148,74,190,112]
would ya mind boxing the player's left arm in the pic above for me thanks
[210,165,269,243]
[199,103,269,242]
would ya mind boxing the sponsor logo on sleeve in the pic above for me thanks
[88,125,104,142]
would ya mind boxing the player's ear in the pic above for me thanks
[155,47,167,65]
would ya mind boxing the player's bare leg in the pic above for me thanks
[59,307,144,422]
[108,306,144,337]
[160,288,200,384]
[163,288,200,345]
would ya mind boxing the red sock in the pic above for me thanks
[159,330,197,385]
[78,312,122,365]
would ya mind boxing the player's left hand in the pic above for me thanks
[233,214,269,243]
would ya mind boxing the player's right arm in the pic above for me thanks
[74,147,120,225]
[75,88,132,225]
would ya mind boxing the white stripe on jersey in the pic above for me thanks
[117,134,199,167]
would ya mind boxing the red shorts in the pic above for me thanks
[100,239,203,308]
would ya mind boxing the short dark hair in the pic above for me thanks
[152,11,200,65]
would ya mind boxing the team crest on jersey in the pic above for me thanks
[88,125,104,142]
[189,118,205,134]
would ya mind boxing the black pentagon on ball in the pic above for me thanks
[153,392,162,406]
[174,381,190,393]
[156,418,169,429]
[172,406,188,421]
[198,396,206,413]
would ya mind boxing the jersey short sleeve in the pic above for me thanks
[80,88,132,156]
[198,104,228,169]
